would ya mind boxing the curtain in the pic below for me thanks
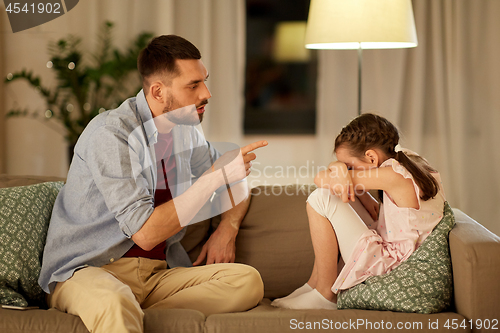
[0,9,5,173]
[317,0,500,235]
[2,0,499,235]
[1,0,244,177]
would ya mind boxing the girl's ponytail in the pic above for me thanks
[394,151,439,201]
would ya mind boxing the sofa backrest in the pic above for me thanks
[182,184,317,299]
[0,175,65,188]
[4,176,500,320]
[236,185,317,298]
[1,176,316,299]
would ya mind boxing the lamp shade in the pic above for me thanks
[305,0,418,49]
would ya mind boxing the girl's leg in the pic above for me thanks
[270,260,316,306]
[310,189,372,263]
[306,202,339,302]
[307,259,318,288]
[273,203,339,309]
[274,188,371,310]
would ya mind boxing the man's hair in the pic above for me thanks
[137,35,201,88]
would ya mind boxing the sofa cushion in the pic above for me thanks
[0,181,64,307]
[205,299,467,333]
[234,185,316,299]
[337,202,455,313]
[0,307,205,333]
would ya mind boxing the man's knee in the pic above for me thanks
[51,278,143,333]
[240,264,264,302]
[225,264,264,311]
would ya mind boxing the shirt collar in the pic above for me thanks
[135,89,158,145]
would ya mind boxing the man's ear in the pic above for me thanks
[365,149,379,166]
[149,80,165,103]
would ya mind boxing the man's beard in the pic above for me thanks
[162,92,207,125]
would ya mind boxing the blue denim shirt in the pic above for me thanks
[39,90,221,294]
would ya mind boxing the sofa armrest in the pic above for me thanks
[449,208,500,330]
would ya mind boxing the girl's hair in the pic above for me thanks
[334,113,439,201]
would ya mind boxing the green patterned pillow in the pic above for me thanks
[338,202,455,314]
[0,181,64,307]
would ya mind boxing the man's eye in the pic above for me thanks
[190,85,198,89]
[347,166,353,170]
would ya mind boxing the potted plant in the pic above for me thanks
[4,21,153,162]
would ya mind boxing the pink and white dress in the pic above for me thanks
[331,158,446,293]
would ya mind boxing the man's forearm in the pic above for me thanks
[132,168,225,250]
[219,188,251,233]
[191,183,251,266]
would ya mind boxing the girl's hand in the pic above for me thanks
[358,192,380,221]
[326,161,355,203]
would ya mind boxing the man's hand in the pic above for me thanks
[193,141,267,265]
[240,140,268,176]
[212,140,268,183]
[192,223,237,265]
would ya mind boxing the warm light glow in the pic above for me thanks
[306,42,418,50]
[274,21,310,62]
[305,0,418,50]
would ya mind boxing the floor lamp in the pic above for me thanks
[304,0,418,116]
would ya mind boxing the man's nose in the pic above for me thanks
[200,82,212,100]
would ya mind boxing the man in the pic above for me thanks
[39,35,267,333]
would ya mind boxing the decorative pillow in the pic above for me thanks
[0,181,64,307]
[338,202,455,314]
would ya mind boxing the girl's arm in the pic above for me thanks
[357,192,380,221]
[314,161,419,209]
[314,161,355,202]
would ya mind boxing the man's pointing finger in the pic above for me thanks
[241,140,268,155]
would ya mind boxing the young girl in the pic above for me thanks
[272,113,446,310]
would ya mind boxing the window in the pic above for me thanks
[244,0,317,135]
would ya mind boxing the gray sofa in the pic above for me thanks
[1,175,499,333]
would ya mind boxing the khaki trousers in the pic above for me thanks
[48,258,264,333]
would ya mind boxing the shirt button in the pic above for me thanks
[109,258,115,263]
